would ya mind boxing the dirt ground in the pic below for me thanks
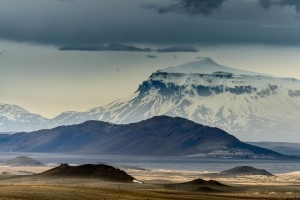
[0,166,299,200]
[0,184,297,200]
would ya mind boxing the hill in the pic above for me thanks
[38,163,135,182]
[0,156,45,166]
[165,178,232,193]
[220,166,273,176]
[0,116,290,159]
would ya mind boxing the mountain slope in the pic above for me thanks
[0,103,49,132]
[49,58,300,142]
[0,116,288,159]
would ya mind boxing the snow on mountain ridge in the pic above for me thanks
[0,103,49,132]
[148,71,300,89]
[0,103,31,116]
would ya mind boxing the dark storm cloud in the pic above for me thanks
[259,0,272,9]
[146,55,157,58]
[144,0,227,16]
[0,0,300,47]
[258,0,300,12]
[157,46,198,52]
[60,44,152,52]
[60,45,106,51]
[106,44,151,52]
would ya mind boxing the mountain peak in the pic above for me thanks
[0,103,49,132]
[195,57,217,64]
[0,103,30,115]
[159,57,267,76]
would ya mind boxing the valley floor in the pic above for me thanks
[0,166,299,199]
[1,184,298,200]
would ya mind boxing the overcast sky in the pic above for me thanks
[1,0,300,118]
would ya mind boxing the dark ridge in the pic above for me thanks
[0,156,45,166]
[0,116,291,159]
[187,179,227,187]
[220,166,274,176]
[38,163,135,182]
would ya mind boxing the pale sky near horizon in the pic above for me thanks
[1,0,300,118]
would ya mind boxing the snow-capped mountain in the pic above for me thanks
[0,103,49,132]
[1,58,300,142]
[49,58,300,142]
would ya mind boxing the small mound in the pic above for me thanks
[39,163,135,182]
[165,178,231,193]
[220,166,273,176]
[0,156,44,166]
[181,179,227,187]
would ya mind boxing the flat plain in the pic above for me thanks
[0,166,299,200]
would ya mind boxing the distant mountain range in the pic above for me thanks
[0,116,289,159]
[1,57,300,142]
[0,103,48,132]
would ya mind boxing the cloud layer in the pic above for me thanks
[149,0,226,15]
[157,46,198,52]
[0,0,299,47]
[60,44,199,53]
[259,0,300,12]
[60,44,151,52]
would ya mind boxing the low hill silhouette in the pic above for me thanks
[38,163,135,182]
[220,166,273,176]
[0,156,44,166]
[0,116,290,159]
[165,178,233,193]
